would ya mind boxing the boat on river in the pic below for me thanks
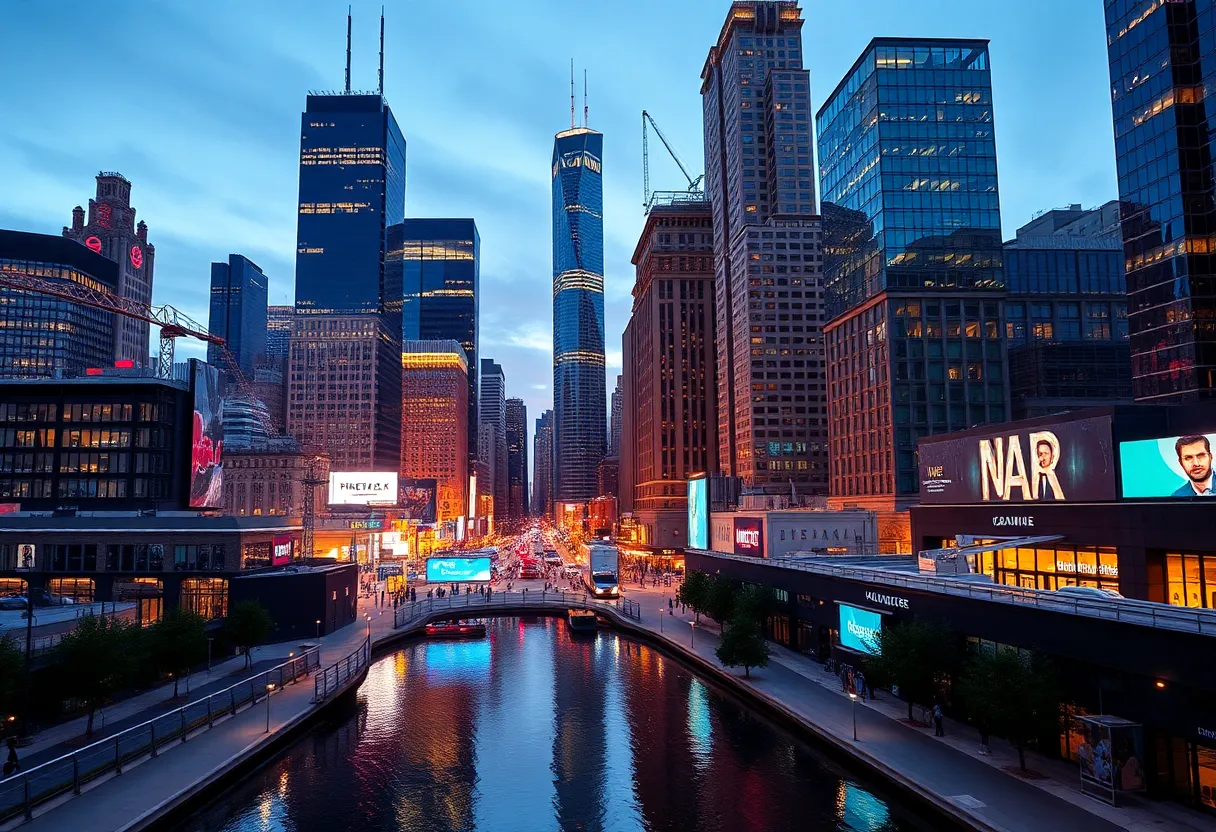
[566,609,598,632]
[424,619,486,637]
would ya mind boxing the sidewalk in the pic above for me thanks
[622,583,1214,832]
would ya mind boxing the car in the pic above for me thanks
[1053,585,1123,601]
[0,595,28,611]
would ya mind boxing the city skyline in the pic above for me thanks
[1,0,1118,427]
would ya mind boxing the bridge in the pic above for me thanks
[389,589,642,632]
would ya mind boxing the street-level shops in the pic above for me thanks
[697,508,879,559]
[684,548,1216,815]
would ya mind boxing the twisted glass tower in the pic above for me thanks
[552,126,606,502]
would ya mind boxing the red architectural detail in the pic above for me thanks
[84,235,102,254]
[130,245,143,269]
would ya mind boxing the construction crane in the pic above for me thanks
[642,109,705,213]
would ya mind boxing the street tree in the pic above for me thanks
[152,608,208,697]
[959,648,1061,771]
[863,618,959,722]
[715,618,770,678]
[677,571,711,622]
[224,600,274,668]
[54,615,137,736]
[733,584,775,625]
[704,574,738,625]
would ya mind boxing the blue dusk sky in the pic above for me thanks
[0,0,1116,443]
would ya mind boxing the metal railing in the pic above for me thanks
[620,598,641,621]
[314,636,370,703]
[0,646,320,824]
[392,590,634,629]
[690,550,1216,637]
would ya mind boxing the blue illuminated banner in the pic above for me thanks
[838,604,882,655]
[425,556,492,583]
[688,477,708,549]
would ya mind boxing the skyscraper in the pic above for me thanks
[552,85,606,502]
[266,306,294,361]
[207,254,268,377]
[818,39,1006,522]
[400,218,480,459]
[533,410,553,518]
[478,358,507,525]
[401,340,469,524]
[701,1,827,494]
[608,374,623,458]
[287,20,405,472]
[506,397,528,521]
[63,172,154,367]
[1105,0,1216,401]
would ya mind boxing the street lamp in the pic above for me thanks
[849,692,858,741]
[207,637,214,672]
[265,682,276,732]
[315,619,321,639]
[658,610,664,633]
[689,620,695,649]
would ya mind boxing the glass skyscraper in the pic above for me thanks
[818,38,1007,507]
[207,254,268,377]
[400,218,480,458]
[551,126,606,502]
[1105,0,1216,401]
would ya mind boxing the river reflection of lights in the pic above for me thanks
[424,638,491,682]
[687,678,713,771]
[835,780,892,830]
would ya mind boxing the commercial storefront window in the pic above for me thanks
[180,578,227,620]
[47,577,94,604]
[1165,552,1216,609]
[114,577,163,625]
[973,544,1119,592]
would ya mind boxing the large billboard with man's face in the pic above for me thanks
[1120,432,1216,499]
[189,360,224,508]
[399,478,438,523]
[918,415,1116,504]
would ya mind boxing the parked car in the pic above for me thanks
[0,595,28,611]
[1053,585,1124,601]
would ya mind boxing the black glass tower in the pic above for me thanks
[207,254,268,377]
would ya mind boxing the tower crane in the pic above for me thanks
[642,110,705,213]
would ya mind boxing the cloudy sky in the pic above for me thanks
[1,0,1117,461]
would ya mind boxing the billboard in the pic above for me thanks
[15,544,35,571]
[838,604,882,655]
[688,477,708,549]
[328,472,398,506]
[189,360,224,508]
[1119,432,1216,499]
[271,534,294,566]
[919,415,1116,505]
[425,556,492,583]
[399,478,438,523]
[733,517,764,556]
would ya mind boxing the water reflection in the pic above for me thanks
[179,618,932,832]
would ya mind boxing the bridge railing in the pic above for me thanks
[0,645,320,824]
[314,635,371,703]
[392,589,637,629]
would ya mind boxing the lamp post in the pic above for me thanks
[849,692,858,741]
[658,610,664,633]
[689,620,695,649]
[315,619,321,640]
[265,682,276,732]
[207,637,214,672]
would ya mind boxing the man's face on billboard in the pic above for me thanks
[1178,441,1212,483]
[1036,443,1052,470]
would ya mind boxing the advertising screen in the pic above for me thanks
[425,556,492,583]
[733,517,764,556]
[919,415,1115,505]
[1119,433,1216,499]
[838,604,882,655]
[399,477,438,523]
[328,472,398,506]
[271,534,294,566]
[189,360,224,508]
[687,477,708,549]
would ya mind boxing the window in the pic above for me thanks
[180,578,228,620]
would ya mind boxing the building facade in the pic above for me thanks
[505,397,528,522]
[819,39,1007,521]
[1105,0,1216,402]
[288,92,406,472]
[478,358,507,525]
[401,340,469,524]
[207,254,268,377]
[621,201,719,548]
[266,306,294,360]
[63,172,154,368]
[701,1,827,493]
[608,374,622,458]
[552,124,606,502]
[0,230,119,378]
[533,409,553,518]
[222,440,329,518]
[222,395,272,449]
[400,219,480,460]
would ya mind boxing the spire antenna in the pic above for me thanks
[345,6,352,94]
[583,70,589,127]
[378,6,385,96]
[569,59,576,129]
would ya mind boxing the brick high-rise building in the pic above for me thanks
[63,172,155,368]
[608,374,623,458]
[701,1,827,493]
[505,397,528,522]
[533,410,553,519]
[620,200,718,547]
[401,341,469,524]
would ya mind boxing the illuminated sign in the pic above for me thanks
[992,515,1034,528]
[328,472,397,505]
[84,235,102,254]
[425,556,492,583]
[16,544,35,571]
[271,534,293,566]
[130,245,143,269]
[864,591,909,610]
[1119,432,1216,499]
[838,604,882,655]
[733,517,764,556]
[348,519,383,530]
[687,477,708,549]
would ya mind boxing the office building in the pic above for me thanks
[207,254,268,377]
[620,200,718,547]
[478,358,507,525]
[596,457,618,500]
[400,219,480,458]
[266,306,294,360]
[223,440,328,518]
[608,374,622,458]
[818,39,1006,536]
[222,395,273,449]
[506,397,528,521]
[533,410,553,518]
[552,103,606,502]
[401,341,469,524]
[287,83,406,472]
[701,1,827,493]
[1003,202,1131,418]
[62,172,155,368]
[1105,0,1216,401]
[0,230,118,377]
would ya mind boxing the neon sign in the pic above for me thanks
[130,246,143,269]
[84,236,102,254]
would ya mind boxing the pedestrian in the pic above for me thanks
[933,703,945,737]
[668,597,673,615]
[5,738,17,775]
[380,589,385,607]
[856,671,866,700]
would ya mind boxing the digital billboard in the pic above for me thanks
[399,477,438,523]
[271,534,294,566]
[838,604,882,655]
[733,517,764,556]
[189,360,224,508]
[919,415,1115,505]
[328,472,398,506]
[425,556,492,583]
[687,477,708,549]
[1119,432,1216,499]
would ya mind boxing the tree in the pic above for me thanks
[704,574,738,625]
[959,648,1061,771]
[151,609,208,698]
[224,601,273,668]
[54,615,136,736]
[733,584,775,625]
[715,618,770,678]
[0,635,23,726]
[677,571,711,623]
[863,618,959,722]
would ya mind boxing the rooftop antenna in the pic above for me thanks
[378,6,384,96]
[583,70,588,127]
[345,6,352,94]
[569,59,575,129]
